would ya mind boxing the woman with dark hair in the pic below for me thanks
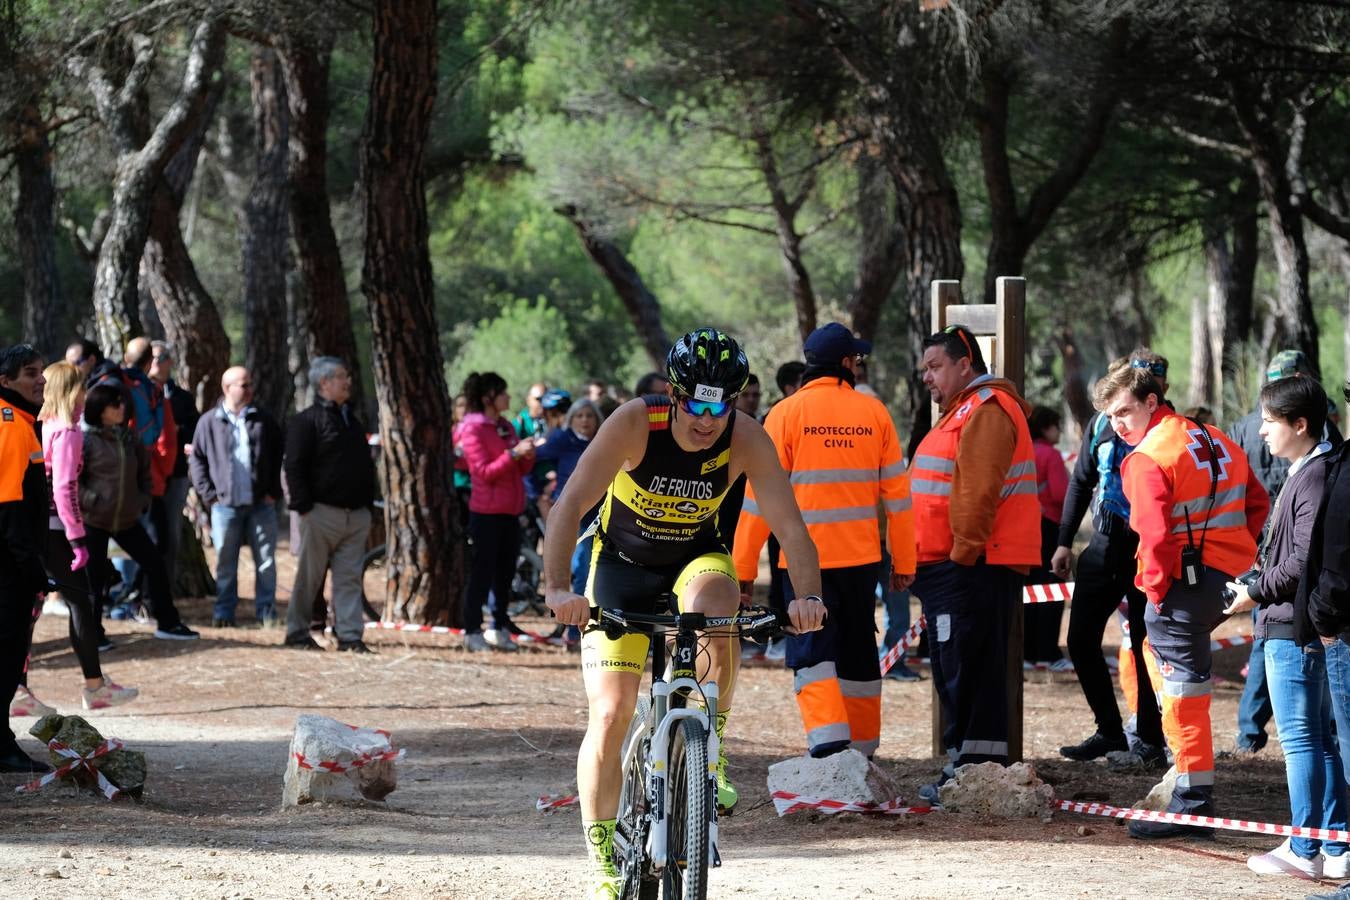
[457,372,535,652]
[1024,405,1071,671]
[1226,376,1347,878]
[79,384,197,645]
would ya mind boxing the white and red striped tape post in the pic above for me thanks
[365,621,465,636]
[879,616,926,676]
[1023,582,1074,604]
[293,723,405,774]
[537,793,580,812]
[1055,798,1350,843]
[16,738,126,801]
[771,790,934,817]
[1211,634,1256,651]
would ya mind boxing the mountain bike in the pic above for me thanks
[592,601,788,900]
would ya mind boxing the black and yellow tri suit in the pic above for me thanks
[582,395,740,673]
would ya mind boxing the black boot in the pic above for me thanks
[1059,731,1127,761]
[0,742,51,774]
[1128,786,1216,840]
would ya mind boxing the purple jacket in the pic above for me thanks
[456,412,533,515]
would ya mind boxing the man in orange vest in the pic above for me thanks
[909,325,1041,802]
[1097,363,1269,838]
[0,344,53,773]
[734,323,915,758]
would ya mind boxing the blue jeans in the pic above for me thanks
[878,546,910,653]
[210,502,278,622]
[1265,639,1349,858]
[1325,638,1350,782]
[1237,609,1273,749]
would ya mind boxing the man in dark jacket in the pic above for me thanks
[190,366,284,627]
[283,357,376,653]
[1229,350,1345,754]
[149,341,198,591]
[0,344,52,773]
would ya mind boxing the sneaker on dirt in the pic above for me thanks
[154,623,200,640]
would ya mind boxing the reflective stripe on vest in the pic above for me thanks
[1133,414,1259,580]
[910,384,1041,566]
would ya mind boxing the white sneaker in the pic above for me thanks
[483,628,518,652]
[42,596,70,617]
[82,679,139,710]
[1248,838,1321,878]
[764,638,786,662]
[9,685,57,718]
[1323,850,1350,879]
[1048,658,1075,673]
[464,632,490,652]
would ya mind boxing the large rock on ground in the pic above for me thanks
[282,715,400,807]
[767,748,898,805]
[938,762,1052,817]
[28,714,146,798]
[1134,764,1179,811]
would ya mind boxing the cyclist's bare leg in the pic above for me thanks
[578,667,641,820]
[680,571,741,713]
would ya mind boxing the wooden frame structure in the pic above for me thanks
[927,276,1028,762]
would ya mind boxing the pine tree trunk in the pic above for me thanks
[558,205,671,370]
[278,36,363,411]
[13,100,63,358]
[242,47,293,420]
[1203,227,1230,417]
[1189,288,1215,409]
[75,18,226,354]
[138,78,230,411]
[360,0,462,626]
[848,155,905,341]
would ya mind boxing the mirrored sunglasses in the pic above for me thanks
[676,394,732,418]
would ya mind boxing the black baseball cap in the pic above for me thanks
[804,323,871,365]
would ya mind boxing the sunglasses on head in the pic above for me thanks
[1130,358,1167,378]
[676,394,733,418]
[944,324,974,359]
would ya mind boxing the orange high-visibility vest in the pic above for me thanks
[0,401,42,504]
[910,383,1040,566]
[1126,413,1260,583]
[733,377,914,577]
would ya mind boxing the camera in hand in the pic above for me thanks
[1220,568,1260,603]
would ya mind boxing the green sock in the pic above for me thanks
[583,818,618,877]
[715,708,730,746]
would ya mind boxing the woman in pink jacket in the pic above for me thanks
[37,362,138,710]
[457,372,535,652]
[1024,405,1072,670]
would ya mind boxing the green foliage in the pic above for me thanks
[445,296,590,400]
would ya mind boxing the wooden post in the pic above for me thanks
[925,276,1028,764]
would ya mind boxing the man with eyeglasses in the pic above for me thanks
[910,324,1041,803]
[734,323,915,760]
[544,328,826,900]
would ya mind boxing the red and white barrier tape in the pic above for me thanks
[879,616,927,676]
[1055,798,1350,842]
[365,621,465,636]
[1023,582,1073,604]
[1211,634,1255,651]
[537,793,580,812]
[16,738,126,800]
[293,746,405,774]
[771,790,934,817]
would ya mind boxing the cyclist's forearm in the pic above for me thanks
[779,526,823,598]
[543,498,583,592]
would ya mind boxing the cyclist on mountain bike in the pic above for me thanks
[545,328,826,900]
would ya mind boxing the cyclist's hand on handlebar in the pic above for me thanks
[785,596,826,634]
[546,589,590,627]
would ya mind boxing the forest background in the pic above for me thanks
[3,0,1349,623]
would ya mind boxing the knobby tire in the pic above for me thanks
[664,717,710,900]
[618,697,657,900]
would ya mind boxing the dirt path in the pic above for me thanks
[0,572,1323,900]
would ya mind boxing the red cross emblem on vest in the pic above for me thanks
[1184,428,1232,482]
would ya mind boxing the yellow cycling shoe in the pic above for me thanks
[588,873,621,900]
[716,748,738,814]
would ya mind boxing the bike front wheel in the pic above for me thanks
[663,717,710,900]
[617,697,657,900]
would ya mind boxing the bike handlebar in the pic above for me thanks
[589,605,789,642]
